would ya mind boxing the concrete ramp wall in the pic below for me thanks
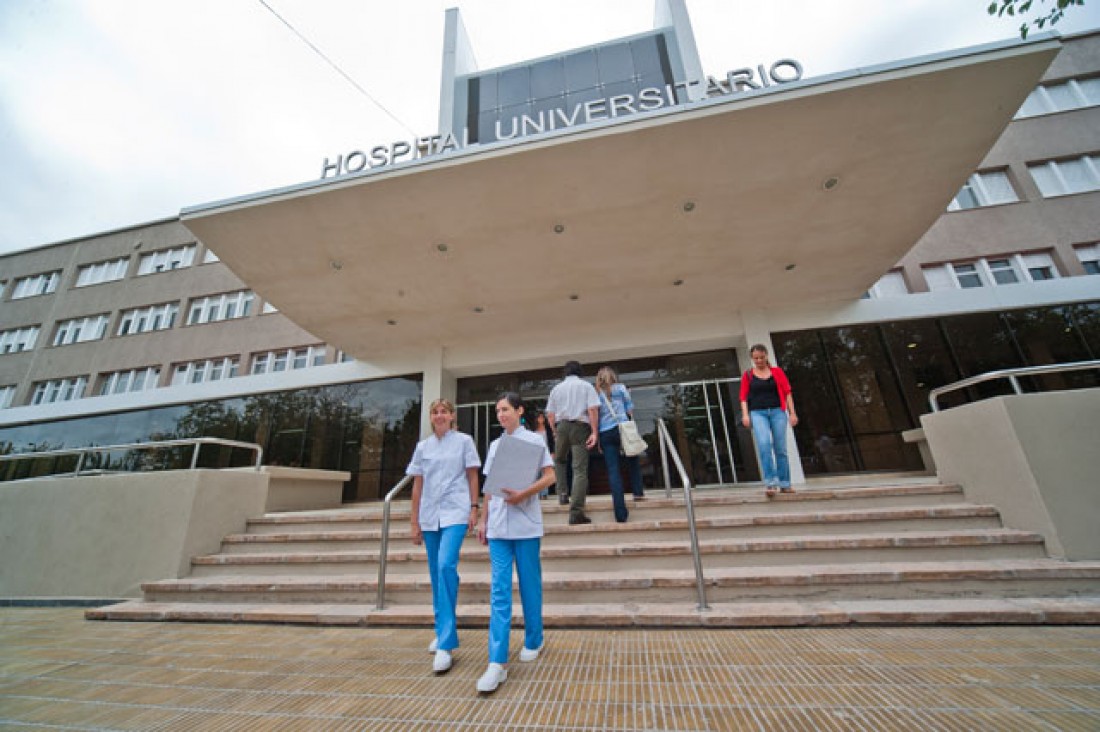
[0,470,269,599]
[921,388,1100,560]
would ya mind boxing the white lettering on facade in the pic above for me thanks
[320,60,804,179]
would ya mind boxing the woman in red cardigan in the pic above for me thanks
[739,344,799,497]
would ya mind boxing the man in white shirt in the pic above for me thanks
[545,361,599,525]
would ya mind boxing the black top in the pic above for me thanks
[747,373,782,411]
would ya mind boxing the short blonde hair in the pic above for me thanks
[428,398,457,428]
[596,366,618,395]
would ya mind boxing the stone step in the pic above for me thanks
[143,559,1100,605]
[87,595,1100,627]
[219,504,1003,554]
[191,529,1046,578]
[242,483,965,534]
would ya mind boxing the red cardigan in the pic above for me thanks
[739,367,792,411]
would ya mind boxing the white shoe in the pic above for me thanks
[432,650,452,674]
[519,644,543,662]
[476,663,507,693]
[428,637,438,653]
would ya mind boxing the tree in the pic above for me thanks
[988,0,1088,38]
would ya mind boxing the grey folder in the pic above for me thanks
[483,435,545,497]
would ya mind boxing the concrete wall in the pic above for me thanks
[262,466,349,512]
[921,388,1100,559]
[0,469,268,599]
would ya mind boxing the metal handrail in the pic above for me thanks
[656,418,709,611]
[376,474,414,610]
[0,437,263,474]
[928,359,1100,412]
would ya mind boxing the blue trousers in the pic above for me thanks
[422,523,467,652]
[599,427,643,523]
[488,537,543,664]
[750,408,790,488]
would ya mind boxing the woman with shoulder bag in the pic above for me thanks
[595,366,646,523]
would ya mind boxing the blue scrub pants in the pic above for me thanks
[422,523,467,652]
[488,537,543,664]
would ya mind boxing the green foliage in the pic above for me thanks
[987,0,1087,38]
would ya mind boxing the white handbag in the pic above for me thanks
[600,389,648,457]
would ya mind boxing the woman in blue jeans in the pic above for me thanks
[596,366,645,523]
[739,344,799,497]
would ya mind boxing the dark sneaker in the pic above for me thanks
[569,514,592,525]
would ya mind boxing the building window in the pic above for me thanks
[0,326,40,354]
[171,357,239,386]
[137,244,196,275]
[261,302,278,314]
[0,385,14,409]
[75,257,129,288]
[1016,76,1100,118]
[53,315,109,346]
[98,367,161,396]
[11,271,61,299]
[947,170,1019,211]
[1029,154,1100,197]
[251,346,326,375]
[187,291,254,325]
[863,270,910,299]
[31,376,88,405]
[925,253,1059,291]
[117,303,179,336]
[201,248,220,264]
[1076,243,1100,275]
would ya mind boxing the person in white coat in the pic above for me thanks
[474,392,555,694]
[406,398,481,675]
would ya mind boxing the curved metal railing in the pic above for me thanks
[656,418,709,611]
[928,359,1100,412]
[376,474,414,610]
[0,437,263,477]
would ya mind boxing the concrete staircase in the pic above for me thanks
[88,478,1100,627]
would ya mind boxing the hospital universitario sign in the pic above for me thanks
[320,59,804,178]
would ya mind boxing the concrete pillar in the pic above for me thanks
[739,310,806,485]
[419,346,457,436]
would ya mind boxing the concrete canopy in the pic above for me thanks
[182,39,1059,365]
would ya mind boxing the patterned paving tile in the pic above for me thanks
[1,609,1099,730]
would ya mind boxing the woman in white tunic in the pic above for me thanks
[474,392,555,694]
[406,398,481,675]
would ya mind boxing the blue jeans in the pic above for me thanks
[599,428,643,523]
[488,537,543,664]
[422,523,467,652]
[750,408,790,488]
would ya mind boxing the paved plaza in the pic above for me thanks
[1,608,1098,730]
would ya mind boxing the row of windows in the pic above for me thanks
[1015,75,1100,119]
[1,290,254,355]
[948,154,1100,211]
[6,345,332,408]
[5,244,219,302]
[864,246,1098,299]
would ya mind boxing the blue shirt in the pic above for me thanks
[483,426,553,540]
[597,384,634,433]
[405,430,481,531]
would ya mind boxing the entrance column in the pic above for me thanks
[420,346,457,436]
[739,310,806,485]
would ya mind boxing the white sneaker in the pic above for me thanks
[519,644,543,662]
[428,637,438,653]
[476,663,507,693]
[432,650,452,674]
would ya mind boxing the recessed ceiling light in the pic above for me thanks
[437,243,449,252]
[554,224,565,234]
[473,306,484,313]
[784,263,796,271]
[386,319,397,326]
[682,201,695,212]
[822,176,840,191]
[330,260,343,271]
[569,294,579,301]
[673,279,684,286]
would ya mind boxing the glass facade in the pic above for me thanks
[774,302,1100,475]
[0,376,422,501]
[464,31,678,144]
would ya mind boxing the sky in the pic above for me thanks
[1,0,1098,256]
